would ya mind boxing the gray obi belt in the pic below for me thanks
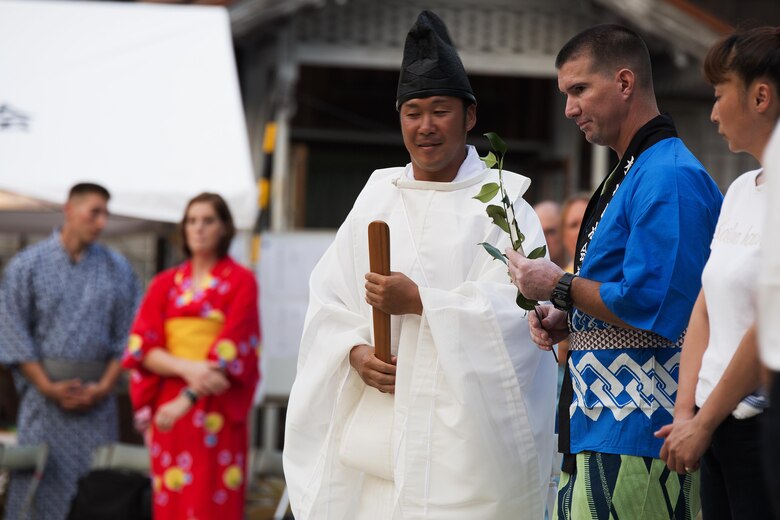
[41,359,108,383]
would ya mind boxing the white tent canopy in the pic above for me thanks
[0,0,257,230]
[0,190,168,236]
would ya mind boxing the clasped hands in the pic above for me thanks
[182,360,230,396]
[45,379,110,412]
[655,411,711,475]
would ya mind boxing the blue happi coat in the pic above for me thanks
[567,137,722,458]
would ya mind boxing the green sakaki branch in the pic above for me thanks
[474,132,546,310]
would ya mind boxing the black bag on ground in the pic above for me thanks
[66,468,151,520]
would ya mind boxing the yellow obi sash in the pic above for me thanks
[165,317,223,360]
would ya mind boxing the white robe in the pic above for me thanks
[283,149,557,519]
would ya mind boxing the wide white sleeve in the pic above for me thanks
[283,214,372,519]
[408,197,556,519]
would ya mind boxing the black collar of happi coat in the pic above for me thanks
[573,114,678,275]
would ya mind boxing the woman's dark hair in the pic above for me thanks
[703,26,780,91]
[180,192,235,258]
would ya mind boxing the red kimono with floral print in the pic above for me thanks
[122,257,260,520]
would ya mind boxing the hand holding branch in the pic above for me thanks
[505,249,563,301]
[528,304,570,349]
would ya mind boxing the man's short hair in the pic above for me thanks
[68,183,110,202]
[703,26,780,92]
[555,24,654,89]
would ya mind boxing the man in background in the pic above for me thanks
[534,200,565,268]
[0,183,140,520]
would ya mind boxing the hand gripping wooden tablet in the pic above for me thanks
[368,221,391,363]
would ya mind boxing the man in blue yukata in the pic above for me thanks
[0,183,140,520]
[507,25,723,519]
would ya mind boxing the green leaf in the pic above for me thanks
[473,182,500,203]
[479,242,508,265]
[486,204,510,233]
[516,291,537,311]
[484,132,507,155]
[527,245,547,260]
[481,151,498,169]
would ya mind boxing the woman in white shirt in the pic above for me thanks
[656,26,780,519]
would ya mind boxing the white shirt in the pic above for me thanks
[759,122,780,369]
[696,169,764,412]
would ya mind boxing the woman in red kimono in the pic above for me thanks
[122,192,260,519]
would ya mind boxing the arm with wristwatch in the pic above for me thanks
[505,249,635,350]
[141,348,230,431]
[154,386,200,432]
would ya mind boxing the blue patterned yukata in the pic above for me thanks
[0,231,140,520]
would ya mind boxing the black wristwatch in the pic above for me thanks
[551,272,576,311]
[181,387,198,405]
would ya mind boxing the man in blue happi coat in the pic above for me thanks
[507,25,723,519]
[0,183,140,520]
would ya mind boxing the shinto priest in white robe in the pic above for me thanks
[283,145,556,519]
